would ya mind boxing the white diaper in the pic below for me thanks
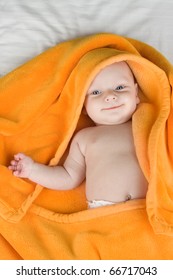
[87,199,115,209]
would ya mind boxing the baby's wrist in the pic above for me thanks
[27,160,37,180]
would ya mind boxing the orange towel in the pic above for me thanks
[0,33,173,259]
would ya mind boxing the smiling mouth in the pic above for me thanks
[102,105,123,111]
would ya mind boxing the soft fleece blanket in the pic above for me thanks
[0,33,173,260]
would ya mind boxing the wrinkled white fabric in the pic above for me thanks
[87,200,115,209]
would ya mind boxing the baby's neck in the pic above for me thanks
[95,119,132,127]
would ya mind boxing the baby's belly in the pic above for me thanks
[86,156,148,203]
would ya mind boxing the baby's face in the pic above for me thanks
[84,62,139,126]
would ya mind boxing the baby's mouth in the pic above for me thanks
[102,104,123,110]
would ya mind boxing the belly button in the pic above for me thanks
[126,194,132,201]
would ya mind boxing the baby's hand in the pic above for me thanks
[8,153,34,178]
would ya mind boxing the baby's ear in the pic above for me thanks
[135,82,138,93]
[82,106,87,115]
[135,83,140,104]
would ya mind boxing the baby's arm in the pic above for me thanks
[8,133,86,190]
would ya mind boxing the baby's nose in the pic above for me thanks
[105,92,117,102]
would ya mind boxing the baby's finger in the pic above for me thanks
[14,153,26,161]
[10,160,18,166]
[13,170,21,177]
[8,165,15,170]
[16,163,22,171]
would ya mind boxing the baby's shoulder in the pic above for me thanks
[72,126,95,147]
[75,126,95,138]
[70,127,95,156]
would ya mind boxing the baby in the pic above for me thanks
[9,61,148,209]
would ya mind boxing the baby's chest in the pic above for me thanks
[86,131,135,158]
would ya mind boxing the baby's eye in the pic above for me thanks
[115,85,125,90]
[91,90,101,95]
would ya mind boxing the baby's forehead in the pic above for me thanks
[99,61,132,75]
[87,61,133,89]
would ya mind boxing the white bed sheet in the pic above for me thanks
[0,0,173,76]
